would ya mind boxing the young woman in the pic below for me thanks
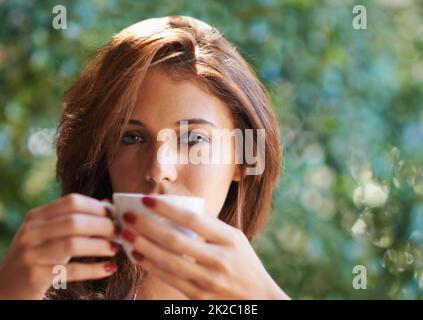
[0,16,289,300]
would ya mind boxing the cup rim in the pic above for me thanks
[113,192,204,202]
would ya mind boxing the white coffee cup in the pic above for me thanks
[101,193,205,262]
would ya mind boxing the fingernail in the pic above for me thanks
[142,196,156,208]
[122,228,136,243]
[110,242,120,253]
[131,250,144,261]
[123,212,137,224]
[114,225,121,236]
[104,262,117,273]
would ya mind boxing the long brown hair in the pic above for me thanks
[48,16,282,299]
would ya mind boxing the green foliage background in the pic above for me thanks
[1,0,422,299]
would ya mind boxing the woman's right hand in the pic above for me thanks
[0,193,119,300]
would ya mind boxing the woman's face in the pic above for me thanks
[107,69,240,217]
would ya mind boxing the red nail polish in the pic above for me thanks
[131,250,144,261]
[110,242,120,253]
[123,212,137,224]
[104,262,117,273]
[142,196,156,208]
[114,225,121,236]
[122,229,136,243]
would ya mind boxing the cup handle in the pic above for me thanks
[100,200,116,220]
[100,200,124,244]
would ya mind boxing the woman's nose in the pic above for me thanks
[144,141,177,184]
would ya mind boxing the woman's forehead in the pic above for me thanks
[129,70,234,130]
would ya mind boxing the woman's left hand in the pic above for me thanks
[120,196,290,300]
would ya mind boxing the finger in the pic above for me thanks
[139,196,235,244]
[23,237,120,265]
[22,214,116,246]
[26,193,110,222]
[122,228,214,288]
[141,258,203,299]
[123,212,222,269]
[65,262,118,282]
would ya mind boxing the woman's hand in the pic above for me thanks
[120,196,290,300]
[0,193,119,300]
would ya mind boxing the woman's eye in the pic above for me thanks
[181,132,209,146]
[121,132,146,145]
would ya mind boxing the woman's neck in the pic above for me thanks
[136,274,189,300]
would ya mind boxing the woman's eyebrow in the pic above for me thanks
[175,118,217,128]
[128,119,145,127]
[127,118,217,128]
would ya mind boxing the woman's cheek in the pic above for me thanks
[185,164,234,217]
[108,150,144,190]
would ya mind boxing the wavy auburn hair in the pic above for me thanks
[48,16,282,299]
